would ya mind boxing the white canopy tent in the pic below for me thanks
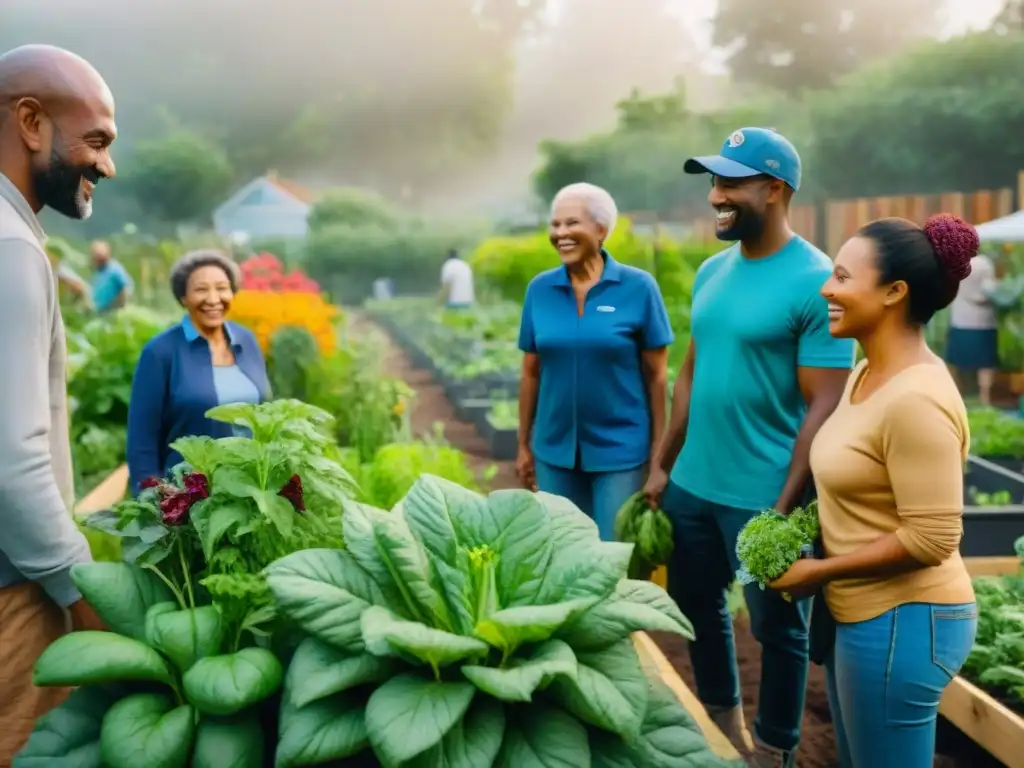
[974,209,1024,242]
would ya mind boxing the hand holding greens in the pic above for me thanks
[735,502,820,589]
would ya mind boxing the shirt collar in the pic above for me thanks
[181,314,239,348]
[0,171,46,245]
[553,248,622,287]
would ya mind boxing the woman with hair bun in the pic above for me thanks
[767,214,979,767]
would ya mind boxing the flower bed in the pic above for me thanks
[17,402,735,767]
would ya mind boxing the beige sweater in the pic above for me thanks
[810,360,975,623]
[0,172,90,607]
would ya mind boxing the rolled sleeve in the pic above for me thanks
[640,274,674,349]
[883,391,966,566]
[518,283,537,353]
[0,238,91,606]
[796,285,855,369]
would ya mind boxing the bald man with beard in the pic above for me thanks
[0,44,116,764]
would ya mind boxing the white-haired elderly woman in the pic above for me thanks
[126,250,270,495]
[516,182,674,540]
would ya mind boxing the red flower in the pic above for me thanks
[279,474,305,512]
[160,492,193,526]
[140,477,162,490]
[183,472,209,501]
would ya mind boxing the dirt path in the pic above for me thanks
[357,313,993,768]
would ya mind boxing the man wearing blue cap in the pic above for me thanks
[644,128,855,766]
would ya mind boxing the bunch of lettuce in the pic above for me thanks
[614,492,675,579]
[735,501,820,589]
[264,474,733,768]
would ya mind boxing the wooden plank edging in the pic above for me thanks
[75,464,129,516]
[939,676,1024,768]
[633,632,741,760]
[964,556,1020,577]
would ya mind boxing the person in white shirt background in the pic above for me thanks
[945,252,999,405]
[439,248,475,309]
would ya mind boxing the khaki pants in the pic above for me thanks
[0,582,71,767]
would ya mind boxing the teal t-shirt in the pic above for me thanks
[91,259,133,312]
[670,236,855,510]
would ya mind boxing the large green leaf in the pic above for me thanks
[34,632,173,687]
[474,598,598,654]
[275,693,369,768]
[182,648,283,716]
[190,500,252,560]
[546,639,649,740]
[70,562,174,642]
[265,548,385,651]
[462,638,577,702]
[254,490,297,538]
[355,501,454,630]
[365,675,476,767]
[341,502,411,610]
[496,703,590,768]
[405,696,506,768]
[13,684,126,767]
[191,712,264,768]
[590,680,741,768]
[482,490,554,608]
[99,693,194,768]
[558,579,695,650]
[361,606,489,669]
[536,540,634,605]
[145,604,225,671]
[286,636,397,708]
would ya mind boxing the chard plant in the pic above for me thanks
[265,474,730,767]
[15,400,355,768]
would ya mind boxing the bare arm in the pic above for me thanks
[773,367,849,513]
[518,353,540,449]
[641,347,669,464]
[652,340,694,473]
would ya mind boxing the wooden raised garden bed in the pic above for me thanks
[938,557,1024,768]
[75,463,129,515]
[633,632,741,762]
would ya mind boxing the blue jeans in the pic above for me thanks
[826,602,977,768]
[534,460,646,541]
[661,482,811,752]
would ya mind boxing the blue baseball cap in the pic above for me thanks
[684,127,801,191]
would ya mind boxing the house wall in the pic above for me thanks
[212,179,312,240]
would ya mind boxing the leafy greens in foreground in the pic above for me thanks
[266,474,707,767]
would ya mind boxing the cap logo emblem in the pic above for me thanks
[727,130,745,147]
[765,159,780,170]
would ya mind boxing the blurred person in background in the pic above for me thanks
[769,214,978,768]
[516,182,673,541]
[945,250,998,405]
[89,238,133,312]
[0,43,114,764]
[45,242,93,310]
[127,251,269,495]
[645,129,854,766]
[439,247,474,309]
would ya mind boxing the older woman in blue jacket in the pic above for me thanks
[127,250,269,494]
[516,183,674,540]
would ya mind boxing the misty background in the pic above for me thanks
[1,0,1018,237]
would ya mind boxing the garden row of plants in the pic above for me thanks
[18,396,738,768]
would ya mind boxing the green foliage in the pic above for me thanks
[614,494,675,580]
[307,187,398,232]
[267,326,322,401]
[967,407,1024,458]
[357,440,480,509]
[120,132,235,224]
[265,474,711,767]
[735,502,820,589]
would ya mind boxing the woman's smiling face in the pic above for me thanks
[549,196,605,266]
[184,264,234,333]
[821,236,893,338]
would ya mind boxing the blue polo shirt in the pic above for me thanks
[671,237,855,510]
[518,252,674,472]
[91,259,133,312]
[126,316,270,494]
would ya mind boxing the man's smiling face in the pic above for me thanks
[707,174,776,242]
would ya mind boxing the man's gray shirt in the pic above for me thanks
[0,172,91,606]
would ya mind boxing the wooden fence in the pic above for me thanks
[648,171,1024,254]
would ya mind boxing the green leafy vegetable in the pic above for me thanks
[735,502,819,589]
[614,493,675,579]
[266,474,697,766]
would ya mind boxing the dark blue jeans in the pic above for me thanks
[662,482,811,752]
[534,460,646,542]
